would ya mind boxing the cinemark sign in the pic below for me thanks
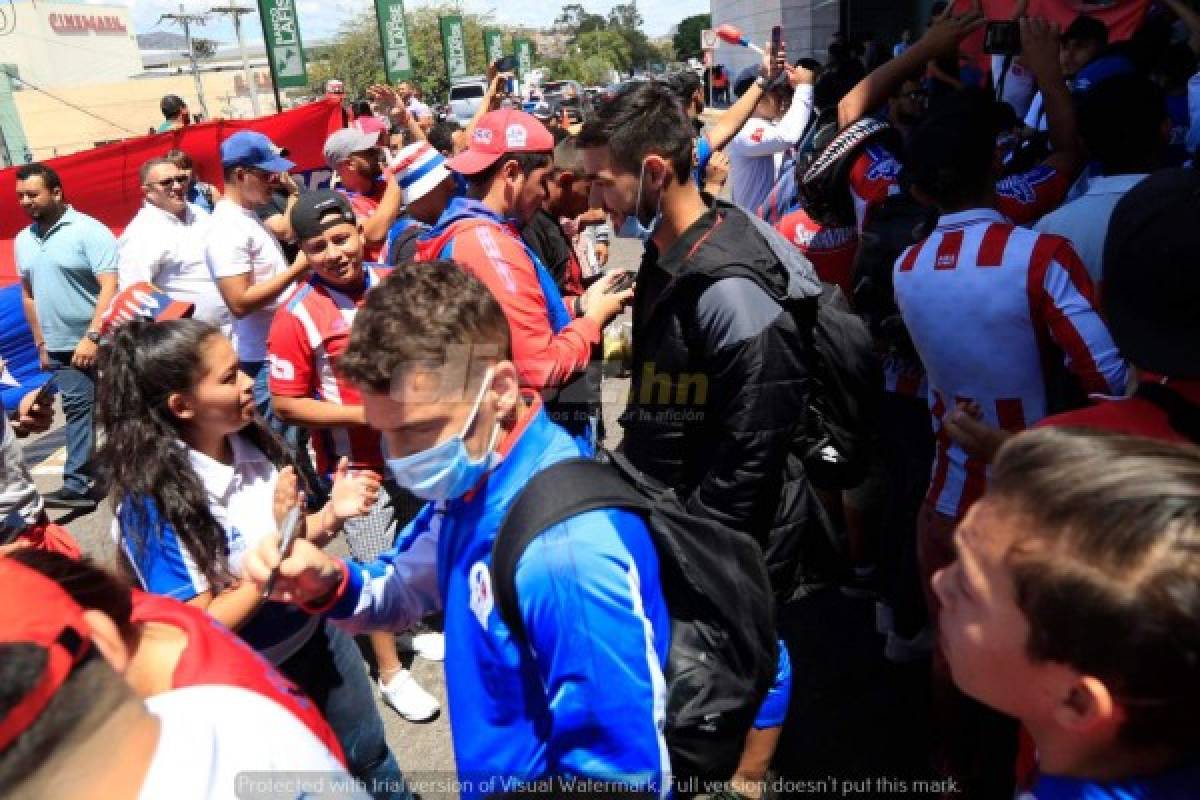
[48,13,128,34]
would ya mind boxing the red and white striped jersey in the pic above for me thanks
[848,144,1072,231]
[893,209,1127,519]
[267,264,390,475]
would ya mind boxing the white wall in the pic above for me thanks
[5,2,142,89]
[711,0,840,79]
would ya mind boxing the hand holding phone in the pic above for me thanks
[769,25,784,80]
[605,271,637,294]
[983,20,1020,55]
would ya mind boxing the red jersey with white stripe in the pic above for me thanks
[893,209,1127,519]
[130,590,345,765]
[848,144,1072,230]
[267,265,389,475]
[775,207,859,297]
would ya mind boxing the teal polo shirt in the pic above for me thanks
[14,207,118,352]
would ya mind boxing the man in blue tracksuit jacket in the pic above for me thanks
[247,262,671,798]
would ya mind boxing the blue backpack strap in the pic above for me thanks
[440,221,573,334]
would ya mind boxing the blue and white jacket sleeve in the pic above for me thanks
[514,508,671,795]
[325,503,443,634]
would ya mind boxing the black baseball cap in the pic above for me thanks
[289,190,356,242]
[1103,168,1200,378]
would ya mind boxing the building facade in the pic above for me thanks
[1,1,143,89]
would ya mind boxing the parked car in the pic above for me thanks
[447,76,489,125]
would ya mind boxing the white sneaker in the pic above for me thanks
[411,632,445,662]
[379,670,440,722]
[397,631,446,662]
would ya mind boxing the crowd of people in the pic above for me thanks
[2,1,1199,798]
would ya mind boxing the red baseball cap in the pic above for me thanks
[0,559,93,752]
[446,109,555,176]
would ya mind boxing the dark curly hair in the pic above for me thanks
[97,318,293,586]
[338,261,511,393]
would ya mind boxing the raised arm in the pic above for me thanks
[838,4,985,129]
[1020,17,1083,176]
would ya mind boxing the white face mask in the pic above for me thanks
[615,159,662,242]
[385,369,503,501]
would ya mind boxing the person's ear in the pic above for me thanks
[166,391,195,422]
[1054,674,1121,739]
[646,155,670,190]
[491,361,521,424]
[82,610,133,675]
[557,171,575,190]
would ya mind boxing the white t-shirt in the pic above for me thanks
[115,434,319,664]
[726,84,814,212]
[119,202,233,336]
[204,199,291,363]
[139,686,368,800]
[992,55,1037,121]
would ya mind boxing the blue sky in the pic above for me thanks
[95,0,708,43]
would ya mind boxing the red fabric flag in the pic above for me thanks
[0,99,345,284]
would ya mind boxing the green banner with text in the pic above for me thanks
[483,29,505,68]
[374,0,413,82]
[256,0,308,89]
[514,37,533,78]
[439,15,468,81]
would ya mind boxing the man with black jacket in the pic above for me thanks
[579,81,836,600]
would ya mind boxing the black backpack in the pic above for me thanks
[794,289,884,490]
[490,454,778,791]
[851,193,937,361]
[743,211,883,491]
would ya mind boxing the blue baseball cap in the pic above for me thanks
[220,131,295,172]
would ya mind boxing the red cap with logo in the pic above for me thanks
[445,108,555,176]
[0,559,93,752]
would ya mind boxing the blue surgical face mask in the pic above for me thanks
[615,160,662,242]
[386,369,503,501]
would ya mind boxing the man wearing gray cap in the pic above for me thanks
[324,127,404,262]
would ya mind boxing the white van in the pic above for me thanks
[448,77,489,125]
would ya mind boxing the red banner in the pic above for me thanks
[0,99,345,284]
[955,0,1150,39]
[954,0,1151,69]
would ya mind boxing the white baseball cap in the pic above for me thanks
[391,142,452,205]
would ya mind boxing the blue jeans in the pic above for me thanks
[47,352,96,496]
[280,621,412,800]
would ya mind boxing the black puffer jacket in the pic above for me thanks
[621,199,841,600]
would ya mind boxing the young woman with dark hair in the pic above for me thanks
[96,318,412,800]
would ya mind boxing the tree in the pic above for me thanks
[553,3,606,40]
[308,6,499,104]
[672,13,710,61]
[575,30,631,75]
[607,2,643,32]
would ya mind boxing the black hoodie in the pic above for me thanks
[622,199,839,600]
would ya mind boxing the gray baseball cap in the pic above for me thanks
[323,127,381,170]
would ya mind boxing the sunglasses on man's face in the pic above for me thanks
[147,175,190,190]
